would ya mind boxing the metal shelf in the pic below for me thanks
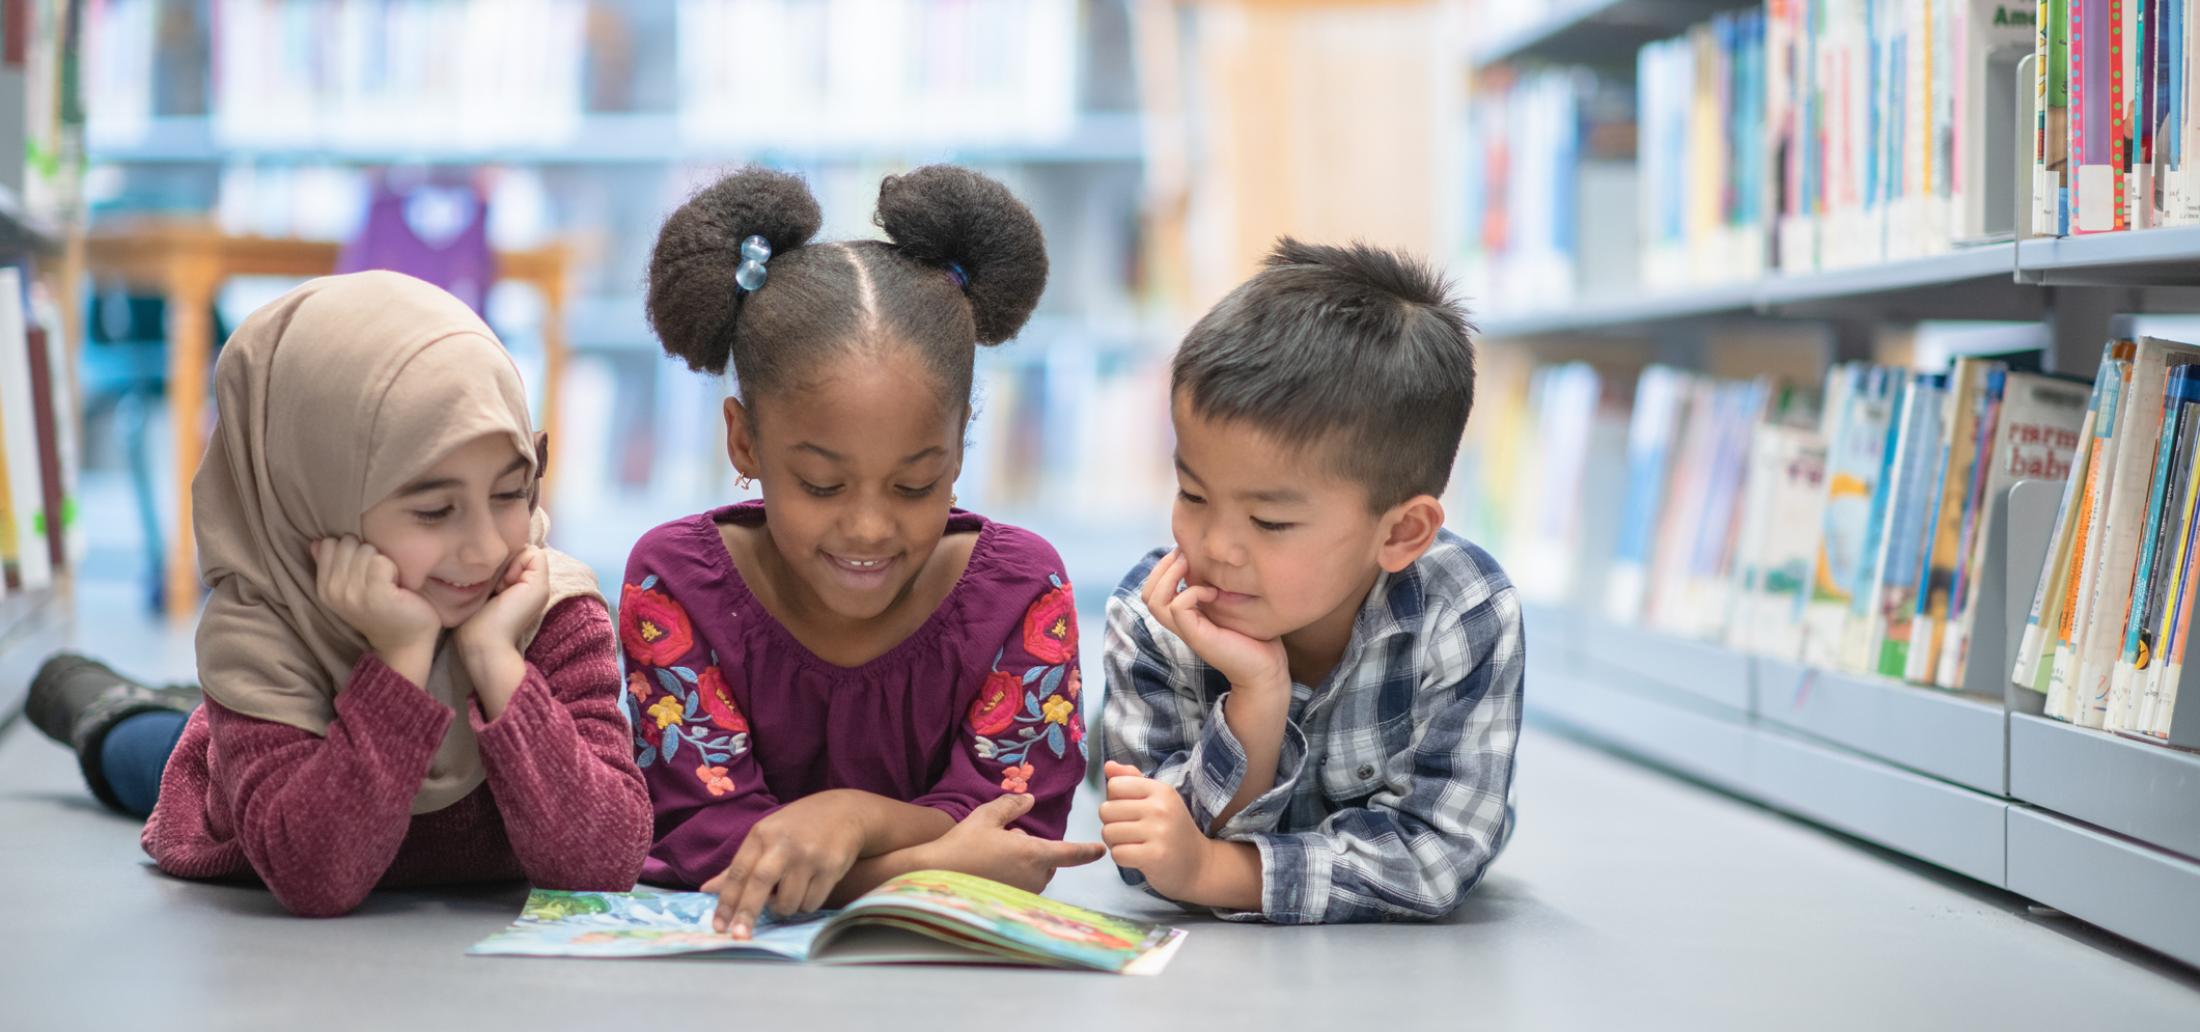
[2007,807,2200,968]
[1480,244,2033,338]
[1750,723,2009,887]
[1527,657,1755,793]
[1577,617,1753,714]
[2007,713,2200,863]
[1469,0,1759,68]
[88,114,1147,167]
[2017,225,2200,286]
[1755,656,2008,795]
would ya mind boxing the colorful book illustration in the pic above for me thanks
[467,872,1187,975]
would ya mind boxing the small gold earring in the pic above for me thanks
[737,475,754,491]
[949,492,959,508]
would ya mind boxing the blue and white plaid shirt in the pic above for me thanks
[1103,529,1524,924]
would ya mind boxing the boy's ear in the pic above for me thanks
[1376,494,1445,574]
[723,396,760,479]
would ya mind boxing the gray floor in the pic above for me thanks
[4,586,2200,1030]
[4,473,2200,1029]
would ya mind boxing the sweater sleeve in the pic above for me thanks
[204,655,454,917]
[472,596,653,892]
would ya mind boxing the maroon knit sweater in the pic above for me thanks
[140,597,652,917]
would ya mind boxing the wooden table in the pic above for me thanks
[83,221,572,621]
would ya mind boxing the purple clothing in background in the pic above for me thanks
[338,182,496,314]
[619,502,1088,887]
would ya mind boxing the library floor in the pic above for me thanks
[5,465,2200,1029]
[1,580,2197,1030]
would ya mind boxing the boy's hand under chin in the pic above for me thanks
[1139,549,1291,696]
[1099,760,1213,901]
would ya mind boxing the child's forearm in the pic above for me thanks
[1182,838,1265,913]
[1214,680,1291,827]
[822,789,957,857]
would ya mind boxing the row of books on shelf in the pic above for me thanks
[1463,0,2200,312]
[2032,0,2200,233]
[1462,333,2200,745]
[87,0,1079,153]
[0,264,81,598]
[2013,338,2200,738]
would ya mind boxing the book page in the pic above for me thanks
[827,871,1188,975]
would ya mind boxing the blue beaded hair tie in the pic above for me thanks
[944,261,968,291]
[735,235,772,293]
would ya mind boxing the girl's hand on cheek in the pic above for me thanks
[457,546,549,652]
[313,536,441,683]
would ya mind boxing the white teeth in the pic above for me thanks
[836,556,889,570]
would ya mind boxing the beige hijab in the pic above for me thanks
[193,270,600,814]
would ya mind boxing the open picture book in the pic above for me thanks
[468,870,1187,975]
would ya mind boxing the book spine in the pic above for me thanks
[2014,356,2113,689]
[2048,355,2127,714]
[2108,365,2194,727]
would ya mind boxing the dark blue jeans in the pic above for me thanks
[99,709,191,818]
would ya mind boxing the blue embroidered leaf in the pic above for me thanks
[662,730,680,763]
[1046,724,1065,758]
[999,750,1025,765]
[637,748,656,769]
[683,692,701,720]
[673,666,700,684]
[1077,738,1089,762]
[1019,727,1039,739]
[1022,666,1046,685]
[1024,691,1040,715]
[640,574,658,590]
[654,668,682,698]
[705,752,730,764]
[1040,666,1065,696]
[1050,572,1063,590]
[993,646,1005,668]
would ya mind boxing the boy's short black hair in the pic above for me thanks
[1171,238,1476,512]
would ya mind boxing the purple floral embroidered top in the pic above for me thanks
[619,502,1087,887]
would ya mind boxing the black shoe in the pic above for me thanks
[26,652,200,811]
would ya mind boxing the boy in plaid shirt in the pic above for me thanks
[1101,239,1522,924]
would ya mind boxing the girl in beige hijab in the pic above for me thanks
[27,271,652,916]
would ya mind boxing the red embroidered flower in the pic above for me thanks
[696,666,748,734]
[1064,667,1081,701]
[620,582,695,667]
[969,670,1021,737]
[999,762,1035,794]
[626,672,650,700]
[1021,582,1077,664]
[1069,719,1084,746]
[638,713,663,750]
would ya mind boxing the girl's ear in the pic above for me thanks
[724,396,761,479]
[529,431,550,508]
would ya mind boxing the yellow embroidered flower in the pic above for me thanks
[648,695,685,729]
[1041,694,1074,725]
